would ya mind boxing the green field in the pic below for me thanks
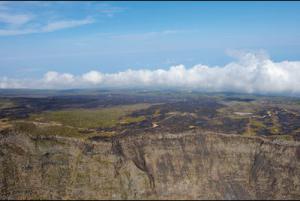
[29,103,150,128]
[12,104,151,138]
[0,99,15,109]
[13,121,82,138]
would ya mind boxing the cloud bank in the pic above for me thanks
[1,51,300,95]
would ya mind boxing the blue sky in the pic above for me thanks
[1,1,300,94]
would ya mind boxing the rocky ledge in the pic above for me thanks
[0,130,299,200]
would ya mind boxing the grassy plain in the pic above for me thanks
[0,99,15,109]
[13,103,151,138]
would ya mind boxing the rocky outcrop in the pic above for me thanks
[1,130,300,200]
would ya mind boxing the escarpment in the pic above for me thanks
[1,130,300,200]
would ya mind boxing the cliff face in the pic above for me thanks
[1,131,300,200]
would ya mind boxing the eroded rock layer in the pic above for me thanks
[1,131,300,200]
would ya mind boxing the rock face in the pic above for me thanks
[1,131,300,200]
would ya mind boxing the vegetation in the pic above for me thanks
[273,135,294,141]
[11,104,150,139]
[1,90,299,141]
[0,118,11,131]
[13,121,82,138]
[0,99,15,109]
[29,104,150,129]
[120,116,146,125]
[243,119,266,136]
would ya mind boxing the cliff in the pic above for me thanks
[1,130,300,200]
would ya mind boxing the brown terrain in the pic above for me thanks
[0,89,300,199]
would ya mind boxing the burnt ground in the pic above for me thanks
[0,93,173,119]
[1,89,300,141]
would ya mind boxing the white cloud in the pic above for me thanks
[1,51,300,96]
[44,71,74,83]
[0,17,94,36]
[0,3,94,36]
[0,12,33,26]
[41,17,94,32]
[0,2,127,36]
[82,71,103,84]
